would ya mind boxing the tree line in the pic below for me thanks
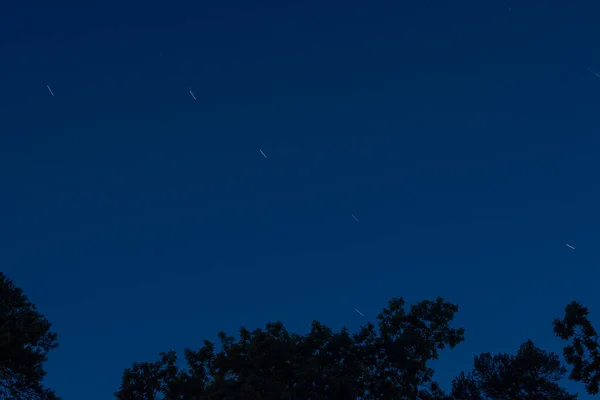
[1,270,599,399]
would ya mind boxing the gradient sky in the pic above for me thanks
[1,0,600,398]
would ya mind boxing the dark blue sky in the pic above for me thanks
[2,0,600,398]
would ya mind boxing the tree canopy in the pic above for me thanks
[114,298,583,400]
[451,340,577,400]
[553,301,600,396]
[0,272,60,400]
[116,297,464,399]
[4,270,600,399]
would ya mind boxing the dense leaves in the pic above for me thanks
[116,296,595,400]
[118,295,600,400]
[0,272,60,400]
[6,269,600,399]
[553,301,600,395]
[451,340,577,399]
[116,297,465,399]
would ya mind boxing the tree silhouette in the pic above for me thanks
[451,340,577,399]
[118,297,592,399]
[0,272,60,400]
[4,267,593,400]
[554,301,600,396]
[116,297,465,399]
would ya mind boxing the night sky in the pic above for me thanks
[2,0,600,398]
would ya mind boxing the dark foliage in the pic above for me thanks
[451,340,577,399]
[4,268,599,400]
[116,297,465,399]
[0,272,60,400]
[554,301,600,395]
